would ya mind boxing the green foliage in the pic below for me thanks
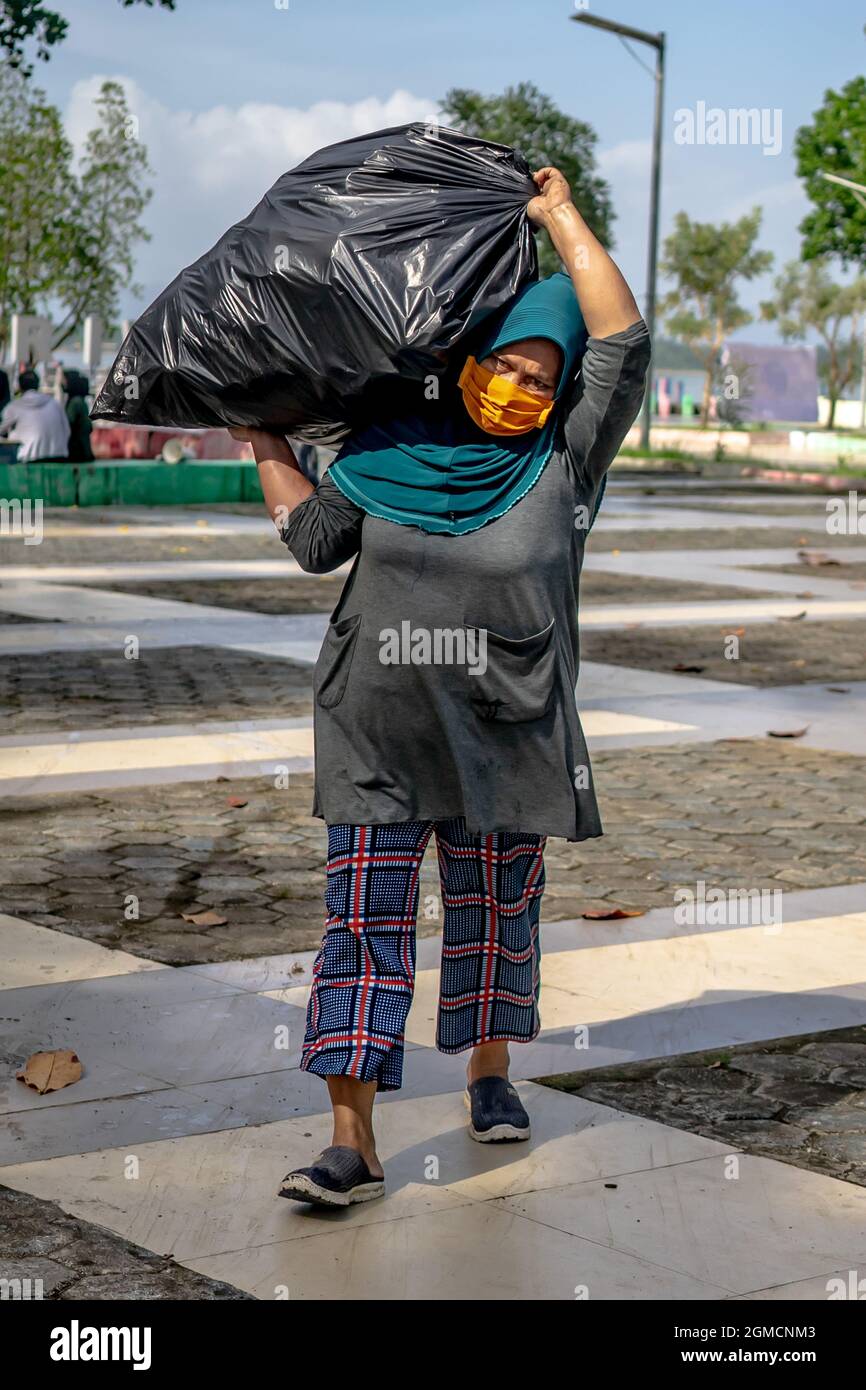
[795,75,866,269]
[0,69,152,353]
[0,0,176,74]
[761,258,866,425]
[660,208,773,423]
[0,1,66,73]
[0,64,76,338]
[441,82,614,277]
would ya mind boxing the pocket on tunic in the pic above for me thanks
[315,612,362,709]
[463,616,557,723]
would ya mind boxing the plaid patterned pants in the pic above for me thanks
[301,818,546,1091]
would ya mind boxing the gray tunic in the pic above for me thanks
[281,319,650,840]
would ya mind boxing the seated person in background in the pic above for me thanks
[0,369,71,462]
[62,370,95,463]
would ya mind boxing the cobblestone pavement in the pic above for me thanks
[0,531,287,565]
[3,615,861,740]
[2,741,863,963]
[0,1185,251,1299]
[541,1024,866,1188]
[587,525,852,553]
[0,521,851,569]
[583,619,866,686]
[94,569,763,613]
[1,646,313,734]
[100,575,345,613]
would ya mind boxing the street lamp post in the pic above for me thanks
[571,11,665,450]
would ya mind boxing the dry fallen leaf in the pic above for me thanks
[226,796,248,808]
[795,591,815,599]
[778,610,807,622]
[826,686,851,694]
[17,1049,82,1094]
[180,910,228,927]
[789,658,807,667]
[767,726,809,739]
[722,627,745,637]
[582,907,645,920]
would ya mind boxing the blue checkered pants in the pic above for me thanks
[301,818,546,1091]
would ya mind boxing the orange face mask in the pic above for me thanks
[458,356,555,436]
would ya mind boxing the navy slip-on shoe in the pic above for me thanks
[278,1145,385,1207]
[464,1076,531,1143]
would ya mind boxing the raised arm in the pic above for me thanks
[528,167,642,339]
[528,168,650,492]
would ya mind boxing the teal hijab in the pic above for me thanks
[327,272,588,536]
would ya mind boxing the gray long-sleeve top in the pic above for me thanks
[281,318,651,839]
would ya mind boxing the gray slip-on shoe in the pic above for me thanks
[464,1076,531,1143]
[278,1145,385,1206]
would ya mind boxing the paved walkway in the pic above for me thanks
[1,478,865,1300]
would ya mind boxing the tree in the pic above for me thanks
[1,0,176,74]
[0,64,76,355]
[0,68,152,354]
[660,208,773,425]
[795,76,866,269]
[761,259,866,428]
[441,82,614,277]
[53,80,152,349]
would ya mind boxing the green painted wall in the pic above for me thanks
[0,460,265,507]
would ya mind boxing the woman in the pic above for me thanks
[62,371,94,463]
[234,166,650,1207]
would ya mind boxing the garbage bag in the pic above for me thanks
[92,122,539,444]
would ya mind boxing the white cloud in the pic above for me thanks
[65,78,436,316]
[598,139,652,179]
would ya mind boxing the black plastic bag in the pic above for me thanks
[92,123,538,443]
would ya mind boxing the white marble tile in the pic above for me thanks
[0,1084,242,1167]
[577,661,750,697]
[403,913,866,1056]
[438,1082,730,1201]
[0,721,314,795]
[0,970,305,1105]
[0,913,166,990]
[0,1105,476,1262]
[184,1201,729,1300]
[0,1059,171,1120]
[580,597,866,629]
[496,1154,866,1295]
[732,1269,863,1301]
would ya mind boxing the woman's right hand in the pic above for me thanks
[527,166,574,226]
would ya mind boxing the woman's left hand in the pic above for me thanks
[229,425,293,461]
[527,166,573,226]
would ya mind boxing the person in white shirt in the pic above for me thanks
[0,369,71,462]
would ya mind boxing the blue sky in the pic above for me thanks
[36,0,866,342]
